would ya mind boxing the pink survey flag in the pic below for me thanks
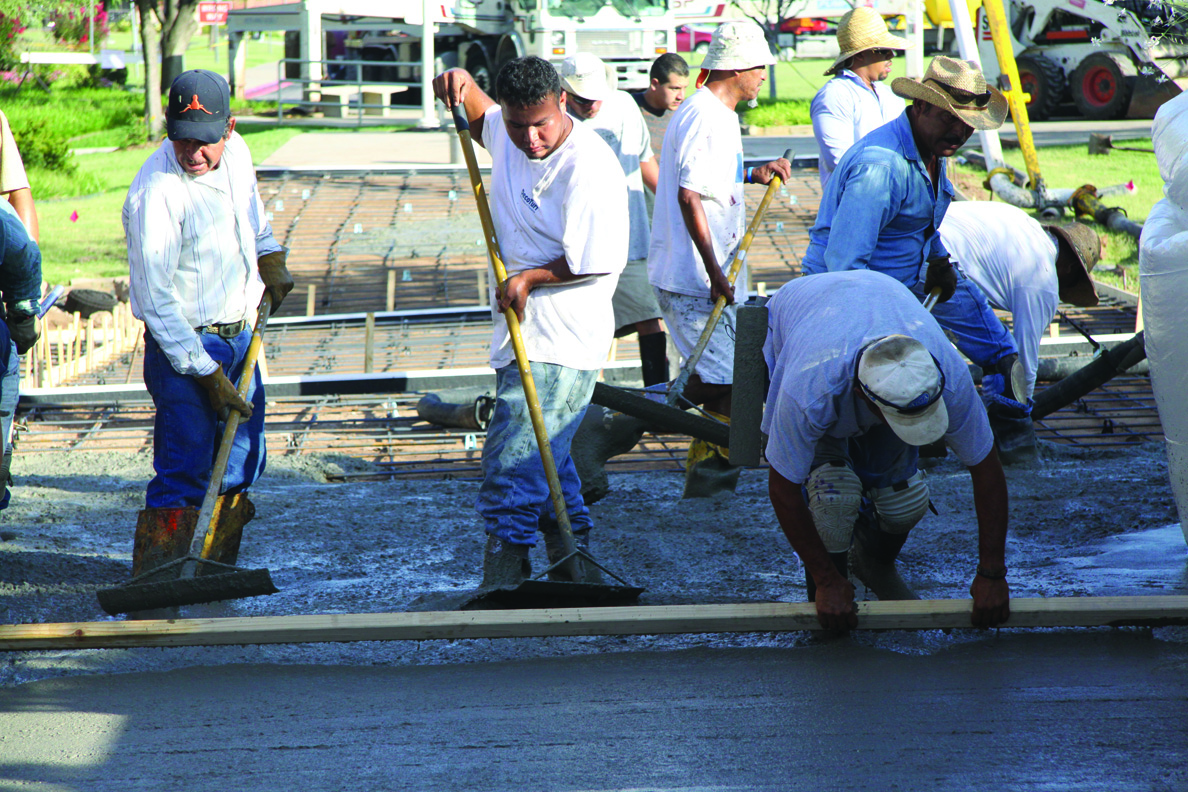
[69,210,79,223]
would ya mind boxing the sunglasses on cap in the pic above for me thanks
[859,356,947,416]
[927,79,992,108]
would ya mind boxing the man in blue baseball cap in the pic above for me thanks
[119,69,294,587]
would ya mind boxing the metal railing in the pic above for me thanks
[275,58,425,126]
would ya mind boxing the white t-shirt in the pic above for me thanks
[762,269,994,483]
[480,105,628,370]
[648,87,747,300]
[939,201,1059,399]
[571,90,653,261]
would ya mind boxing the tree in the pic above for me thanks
[732,0,813,98]
[135,0,202,138]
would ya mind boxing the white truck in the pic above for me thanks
[227,0,676,106]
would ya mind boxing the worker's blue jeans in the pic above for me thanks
[911,277,1016,370]
[476,362,597,546]
[143,329,267,509]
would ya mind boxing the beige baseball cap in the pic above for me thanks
[559,53,613,101]
[857,335,950,447]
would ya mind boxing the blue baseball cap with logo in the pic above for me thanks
[167,69,231,144]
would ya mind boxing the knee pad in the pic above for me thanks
[805,462,863,553]
[870,470,930,535]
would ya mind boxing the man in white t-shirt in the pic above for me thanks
[433,57,629,590]
[763,270,1010,631]
[648,20,790,493]
[939,202,1101,400]
[560,52,668,387]
[811,7,910,187]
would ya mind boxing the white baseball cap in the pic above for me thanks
[857,335,949,446]
[559,53,612,101]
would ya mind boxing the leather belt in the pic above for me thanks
[196,320,247,338]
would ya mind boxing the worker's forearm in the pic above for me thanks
[640,157,659,194]
[7,188,38,243]
[968,447,1008,569]
[677,187,719,276]
[768,468,846,586]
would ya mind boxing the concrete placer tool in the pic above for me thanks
[97,296,279,615]
[451,108,642,609]
[667,149,793,408]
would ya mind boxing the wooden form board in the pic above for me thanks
[2,597,1187,652]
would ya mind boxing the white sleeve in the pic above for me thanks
[811,85,856,177]
[124,174,218,377]
[1009,285,1059,399]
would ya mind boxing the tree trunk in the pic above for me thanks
[136,0,164,139]
[159,0,201,92]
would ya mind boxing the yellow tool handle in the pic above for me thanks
[452,108,578,564]
[980,0,1043,191]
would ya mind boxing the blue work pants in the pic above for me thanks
[475,362,597,546]
[911,277,1016,370]
[143,329,266,509]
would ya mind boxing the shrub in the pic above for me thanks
[49,2,110,48]
[0,12,25,71]
[10,118,78,174]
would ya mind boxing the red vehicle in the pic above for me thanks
[676,23,716,53]
[779,17,830,35]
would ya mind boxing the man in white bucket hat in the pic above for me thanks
[811,7,911,186]
[560,53,669,388]
[802,56,1031,421]
[648,19,791,496]
[763,270,1010,631]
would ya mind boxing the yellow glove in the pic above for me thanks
[257,250,294,315]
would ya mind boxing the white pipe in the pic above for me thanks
[905,0,925,79]
[948,0,1006,171]
[419,0,437,129]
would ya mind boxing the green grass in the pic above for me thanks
[953,139,1160,291]
[742,99,812,127]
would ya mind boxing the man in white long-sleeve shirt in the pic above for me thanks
[122,70,294,579]
[939,202,1101,400]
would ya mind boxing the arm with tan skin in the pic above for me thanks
[641,156,658,194]
[432,69,496,146]
[967,446,1011,627]
[6,188,38,243]
[769,467,859,630]
[678,186,734,304]
[498,255,586,322]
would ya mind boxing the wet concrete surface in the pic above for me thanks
[0,632,1185,791]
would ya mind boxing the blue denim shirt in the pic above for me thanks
[0,200,41,308]
[801,113,953,286]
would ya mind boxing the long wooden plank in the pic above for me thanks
[2,597,1187,651]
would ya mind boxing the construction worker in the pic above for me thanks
[633,52,690,160]
[0,201,41,514]
[432,57,628,587]
[939,202,1101,401]
[648,20,790,495]
[764,269,1010,630]
[561,52,668,388]
[802,56,1029,418]
[811,6,910,187]
[123,70,294,580]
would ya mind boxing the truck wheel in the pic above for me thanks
[1071,53,1133,120]
[466,50,493,97]
[694,41,709,54]
[1015,54,1065,120]
[64,289,118,319]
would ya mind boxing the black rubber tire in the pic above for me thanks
[694,41,710,55]
[64,289,118,319]
[466,49,493,98]
[1071,53,1133,120]
[1015,53,1066,121]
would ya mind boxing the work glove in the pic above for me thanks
[5,299,40,355]
[257,250,294,315]
[195,369,253,422]
[923,256,958,304]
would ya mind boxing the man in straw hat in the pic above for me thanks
[940,202,1101,402]
[763,269,1010,630]
[802,56,1031,419]
[648,19,790,496]
[811,6,911,187]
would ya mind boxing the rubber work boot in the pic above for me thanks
[204,494,256,574]
[131,507,199,578]
[480,534,531,589]
[638,332,670,388]
[539,515,602,584]
[849,513,920,601]
[805,551,850,603]
[682,412,741,499]
[988,411,1038,466]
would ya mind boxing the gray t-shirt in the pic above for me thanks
[762,269,994,483]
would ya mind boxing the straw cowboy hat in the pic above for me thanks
[891,56,1009,130]
[1046,222,1101,307]
[825,7,911,76]
[701,20,777,72]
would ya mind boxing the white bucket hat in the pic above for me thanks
[891,56,1008,130]
[700,20,776,71]
[857,335,949,447]
[825,6,911,76]
[559,53,612,101]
